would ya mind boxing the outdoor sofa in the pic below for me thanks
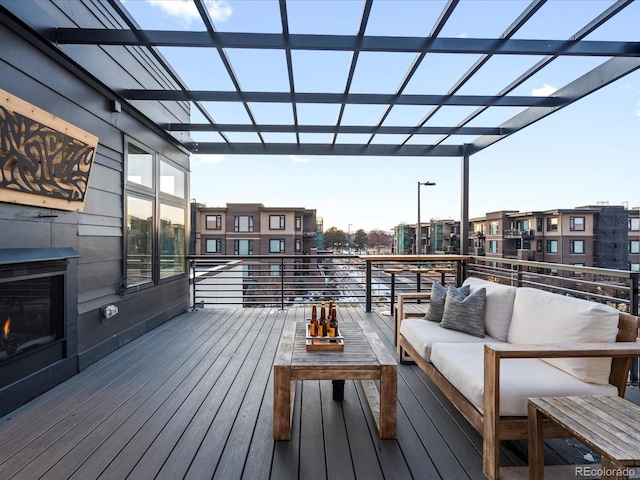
[395,277,640,480]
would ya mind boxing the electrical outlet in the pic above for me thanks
[102,304,118,320]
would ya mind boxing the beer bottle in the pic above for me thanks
[319,304,327,337]
[330,306,338,337]
[310,304,318,337]
[327,308,335,337]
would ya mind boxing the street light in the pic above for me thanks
[348,224,353,254]
[417,181,436,254]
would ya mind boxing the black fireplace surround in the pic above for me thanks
[0,248,79,412]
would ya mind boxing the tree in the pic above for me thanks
[324,227,347,250]
[354,229,368,252]
[368,230,393,252]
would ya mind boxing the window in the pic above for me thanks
[159,204,185,278]
[516,220,530,231]
[270,215,285,230]
[631,240,640,254]
[270,239,285,253]
[234,239,253,255]
[125,141,187,287]
[570,216,585,231]
[160,160,185,198]
[206,215,222,230]
[489,240,498,253]
[536,239,543,253]
[126,144,153,188]
[489,222,499,235]
[126,195,153,286]
[295,216,302,231]
[546,218,558,231]
[295,239,301,252]
[570,239,585,254]
[206,238,222,253]
[235,215,253,232]
[536,218,543,232]
[631,263,640,272]
[270,264,281,277]
[547,240,558,253]
[630,218,640,231]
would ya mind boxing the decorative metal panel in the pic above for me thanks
[0,88,98,212]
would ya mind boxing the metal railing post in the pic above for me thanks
[190,259,197,310]
[280,257,285,310]
[366,260,372,312]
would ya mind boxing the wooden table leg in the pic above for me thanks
[379,364,397,439]
[528,401,544,480]
[273,365,292,440]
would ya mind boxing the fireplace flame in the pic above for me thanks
[3,318,10,339]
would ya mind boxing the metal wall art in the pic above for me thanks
[0,88,98,212]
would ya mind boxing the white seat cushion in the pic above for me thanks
[462,277,516,341]
[400,318,503,362]
[430,343,618,416]
[508,288,620,384]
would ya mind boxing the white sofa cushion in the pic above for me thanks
[430,343,618,416]
[462,277,516,341]
[507,288,620,385]
[400,318,500,362]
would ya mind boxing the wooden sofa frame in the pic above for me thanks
[396,291,640,480]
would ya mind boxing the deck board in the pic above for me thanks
[1,306,638,479]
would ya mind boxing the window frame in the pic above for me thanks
[570,216,585,231]
[235,215,254,232]
[270,239,285,253]
[570,239,585,254]
[269,215,285,230]
[205,238,222,253]
[234,239,254,255]
[124,138,188,288]
[547,239,558,253]
[630,240,640,254]
[206,215,222,230]
[546,218,558,232]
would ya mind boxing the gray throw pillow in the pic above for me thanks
[424,283,470,323]
[440,287,486,338]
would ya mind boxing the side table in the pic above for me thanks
[528,396,640,480]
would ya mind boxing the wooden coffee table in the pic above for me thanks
[273,319,397,440]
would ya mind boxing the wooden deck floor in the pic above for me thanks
[0,307,637,479]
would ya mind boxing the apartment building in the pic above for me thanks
[394,205,639,271]
[469,205,638,270]
[192,203,317,257]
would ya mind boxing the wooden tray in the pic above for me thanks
[305,323,344,351]
[306,337,344,351]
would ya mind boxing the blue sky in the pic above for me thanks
[123,0,640,232]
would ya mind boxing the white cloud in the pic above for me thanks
[194,154,224,164]
[635,102,640,118]
[532,83,558,97]
[289,155,308,163]
[146,0,232,24]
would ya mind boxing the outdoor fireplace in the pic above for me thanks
[0,248,78,391]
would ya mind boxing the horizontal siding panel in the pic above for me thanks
[78,225,122,237]
[78,259,122,292]
[78,236,122,264]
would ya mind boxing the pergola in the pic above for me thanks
[50,0,640,248]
